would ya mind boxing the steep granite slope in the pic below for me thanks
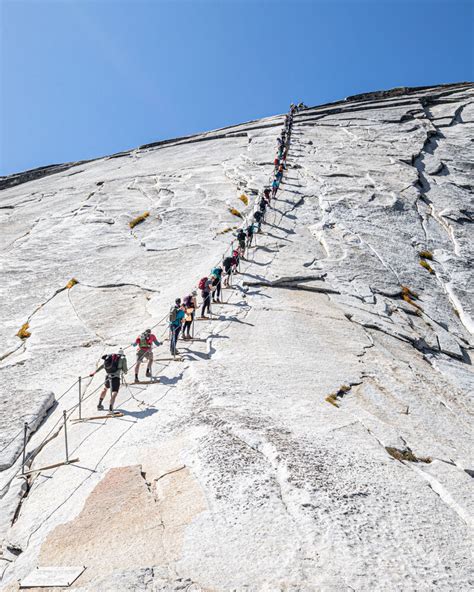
[0,83,473,591]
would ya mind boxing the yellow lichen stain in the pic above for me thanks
[229,207,243,219]
[17,323,31,339]
[66,278,79,289]
[129,212,150,229]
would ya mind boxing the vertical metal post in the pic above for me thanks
[22,422,28,475]
[63,411,69,464]
[78,376,82,420]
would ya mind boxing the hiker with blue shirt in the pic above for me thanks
[169,298,185,356]
[211,266,223,303]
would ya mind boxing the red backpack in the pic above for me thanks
[198,277,208,290]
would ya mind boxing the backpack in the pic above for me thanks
[169,306,178,323]
[211,267,222,278]
[223,256,233,270]
[104,353,120,374]
[139,333,150,348]
[183,295,193,308]
[198,277,208,291]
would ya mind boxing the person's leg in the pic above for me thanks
[146,351,153,376]
[135,354,141,381]
[170,327,176,354]
[98,384,108,409]
[216,280,221,301]
[204,293,211,316]
[109,377,120,411]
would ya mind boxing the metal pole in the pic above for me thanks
[22,422,28,475]
[78,376,82,420]
[63,411,69,464]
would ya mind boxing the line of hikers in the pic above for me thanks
[90,104,296,412]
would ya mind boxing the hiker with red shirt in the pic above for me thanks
[132,329,161,382]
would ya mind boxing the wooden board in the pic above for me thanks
[73,412,124,422]
[20,566,85,588]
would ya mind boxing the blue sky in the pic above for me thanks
[1,0,472,175]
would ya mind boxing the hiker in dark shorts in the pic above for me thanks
[222,256,233,288]
[182,294,196,339]
[253,209,263,233]
[90,351,128,411]
[237,228,246,256]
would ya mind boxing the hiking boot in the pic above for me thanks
[97,402,104,411]
[134,375,139,383]
[146,368,151,377]
[109,405,113,412]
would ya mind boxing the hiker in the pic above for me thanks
[237,228,246,254]
[182,293,196,339]
[263,187,271,205]
[272,179,279,198]
[274,156,279,170]
[169,298,185,355]
[211,266,223,302]
[253,209,263,233]
[132,328,161,382]
[259,197,267,216]
[198,276,212,317]
[231,249,240,273]
[223,255,233,287]
[91,350,128,412]
[246,224,255,248]
[275,169,283,183]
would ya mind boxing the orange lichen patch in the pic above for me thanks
[325,394,340,408]
[17,323,31,339]
[400,285,423,312]
[385,447,432,464]
[129,211,150,229]
[66,278,79,289]
[229,207,243,218]
[239,194,249,206]
[419,259,435,274]
[419,250,433,260]
[401,285,419,300]
[325,385,351,408]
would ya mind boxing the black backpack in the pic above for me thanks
[104,353,120,374]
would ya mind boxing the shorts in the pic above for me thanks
[137,349,153,362]
[105,376,121,392]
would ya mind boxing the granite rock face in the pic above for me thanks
[0,83,473,591]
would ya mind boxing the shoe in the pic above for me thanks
[146,368,151,377]
[134,375,139,383]
[97,402,104,411]
[109,406,113,412]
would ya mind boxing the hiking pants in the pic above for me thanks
[183,319,192,337]
[213,280,221,301]
[170,325,181,355]
[201,292,211,316]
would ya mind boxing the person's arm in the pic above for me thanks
[90,363,104,377]
[132,337,139,347]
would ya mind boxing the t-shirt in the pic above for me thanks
[170,309,185,327]
[136,334,158,349]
